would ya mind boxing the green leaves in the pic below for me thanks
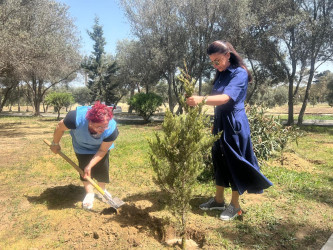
[247,105,303,162]
[44,92,74,120]
[128,92,163,122]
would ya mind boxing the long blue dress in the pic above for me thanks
[212,66,273,195]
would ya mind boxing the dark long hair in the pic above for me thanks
[207,40,252,82]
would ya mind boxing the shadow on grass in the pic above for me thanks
[0,122,27,138]
[223,219,331,249]
[0,119,54,138]
[115,119,163,125]
[287,186,333,207]
[123,190,168,212]
[190,196,218,215]
[328,177,333,184]
[190,196,330,249]
[39,118,59,122]
[299,125,333,135]
[26,184,85,209]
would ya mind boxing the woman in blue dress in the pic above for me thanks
[186,40,272,221]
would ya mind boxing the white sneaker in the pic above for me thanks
[82,193,95,210]
[220,204,242,221]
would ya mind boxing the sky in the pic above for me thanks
[57,0,331,74]
[57,0,132,56]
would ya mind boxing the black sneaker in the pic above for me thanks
[199,197,226,211]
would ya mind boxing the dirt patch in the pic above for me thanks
[23,183,206,248]
[268,152,319,173]
[0,116,205,249]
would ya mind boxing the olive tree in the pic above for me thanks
[45,92,74,120]
[0,0,81,115]
[121,0,225,113]
[245,0,333,125]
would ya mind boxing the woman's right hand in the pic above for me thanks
[50,143,61,154]
[186,96,204,106]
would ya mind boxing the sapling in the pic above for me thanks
[148,68,219,249]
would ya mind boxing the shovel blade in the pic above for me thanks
[103,190,125,209]
[106,196,125,209]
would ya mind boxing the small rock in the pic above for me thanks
[93,232,99,239]
[165,238,198,249]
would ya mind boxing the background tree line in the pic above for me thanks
[1,0,333,124]
[0,0,81,115]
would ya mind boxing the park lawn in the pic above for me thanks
[271,114,333,121]
[0,116,332,249]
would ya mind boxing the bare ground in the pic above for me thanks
[0,118,206,249]
[0,116,332,249]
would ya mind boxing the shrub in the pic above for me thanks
[198,105,303,183]
[148,69,219,249]
[44,92,74,120]
[72,87,91,105]
[247,105,303,162]
[128,92,163,122]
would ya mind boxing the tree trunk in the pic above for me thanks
[17,83,21,112]
[167,72,175,113]
[181,210,186,250]
[128,87,135,114]
[287,77,294,125]
[0,85,16,113]
[33,78,41,116]
[246,79,259,104]
[297,60,315,125]
[285,27,298,126]
[57,109,61,120]
[175,105,183,115]
[246,59,258,103]
[32,78,44,116]
[198,76,202,96]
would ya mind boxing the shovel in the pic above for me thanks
[43,139,125,210]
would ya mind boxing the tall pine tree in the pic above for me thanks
[148,67,219,249]
[82,17,118,105]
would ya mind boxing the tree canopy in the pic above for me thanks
[0,0,81,115]
[119,0,333,119]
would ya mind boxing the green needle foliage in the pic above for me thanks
[148,67,219,249]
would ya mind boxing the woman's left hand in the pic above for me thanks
[186,96,203,106]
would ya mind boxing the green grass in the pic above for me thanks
[0,117,332,249]
[273,114,333,120]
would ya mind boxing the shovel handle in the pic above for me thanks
[43,139,106,195]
